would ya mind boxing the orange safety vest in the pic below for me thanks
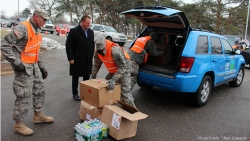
[97,40,130,73]
[21,21,42,63]
[130,36,151,63]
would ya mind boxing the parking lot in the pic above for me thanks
[1,33,250,141]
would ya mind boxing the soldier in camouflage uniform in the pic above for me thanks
[128,32,165,90]
[91,33,136,107]
[1,9,54,136]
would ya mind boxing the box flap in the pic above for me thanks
[117,100,139,113]
[81,101,95,110]
[81,78,107,89]
[82,78,119,89]
[106,104,148,121]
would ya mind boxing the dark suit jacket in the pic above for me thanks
[66,25,95,77]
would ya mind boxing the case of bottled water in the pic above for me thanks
[74,118,108,141]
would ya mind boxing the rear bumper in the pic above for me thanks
[112,38,127,43]
[138,71,201,93]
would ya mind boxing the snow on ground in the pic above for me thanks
[41,37,65,50]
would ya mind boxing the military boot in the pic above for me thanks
[33,111,54,123]
[14,121,33,136]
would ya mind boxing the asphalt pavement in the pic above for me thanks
[1,33,250,141]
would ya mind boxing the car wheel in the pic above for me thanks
[54,31,59,35]
[50,31,54,34]
[106,37,112,42]
[229,66,244,87]
[192,75,212,107]
[137,81,153,89]
[119,43,125,46]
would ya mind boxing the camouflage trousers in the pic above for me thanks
[105,67,136,107]
[12,65,45,122]
[130,60,139,91]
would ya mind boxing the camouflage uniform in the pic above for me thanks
[92,46,136,107]
[128,39,164,90]
[1,21,46,121]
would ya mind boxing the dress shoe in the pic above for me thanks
[73,94,80,101]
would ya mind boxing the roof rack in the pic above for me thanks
[191,27,215,33]
[134,6,167,10]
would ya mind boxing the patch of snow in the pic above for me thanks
[41,37,65,50]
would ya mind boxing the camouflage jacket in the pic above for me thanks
[128,40,164,64]
[92,46,130,81]
[1,20,45,75]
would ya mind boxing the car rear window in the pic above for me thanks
[196,36,208,54]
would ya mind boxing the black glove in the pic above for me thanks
[106,79,116,90]
[14,63,25,71]
[40,67,48,79]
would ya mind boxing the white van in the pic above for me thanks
[90,24,127,46]
[41,19,55,34]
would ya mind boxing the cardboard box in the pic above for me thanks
[100,101,148,140]
[155,52,172,64]
[80,78,121,108]
[153,43,172,64]
[79,101,103,121]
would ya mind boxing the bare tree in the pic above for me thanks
[29,0,60,20]
[0,11,7,19]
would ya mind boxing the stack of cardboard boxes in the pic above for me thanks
[79,78,148,140]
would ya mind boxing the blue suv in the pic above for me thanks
[121,6,245,107]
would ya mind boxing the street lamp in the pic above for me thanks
[18,0,19,17]
[245,0,250,40]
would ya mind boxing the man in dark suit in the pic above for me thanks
[66,15,95,101]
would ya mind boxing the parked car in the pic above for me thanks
[55,24,75,36]
[90,24,127,46]
[9,17,27,28]
[223,35,241,46]
[0,19,11,28]
[236,41,250,65]
[121,6,246,107]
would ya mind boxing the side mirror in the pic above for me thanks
[235,49,241,55]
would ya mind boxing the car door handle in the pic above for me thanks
[212,59,217,62]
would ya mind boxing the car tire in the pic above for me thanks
[55,31,59,35]
[191,75,212,107]
[119,43,125,46]
[106,37,112,42]
[137,81,153,89]
[229,66,244,87]
[50,31,54,34]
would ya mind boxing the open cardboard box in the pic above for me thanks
[80,78,121,108]
[100,101,148,140]
[79,101,103,121]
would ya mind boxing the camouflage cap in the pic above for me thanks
[33,9,50,20]
[94,32,106,50]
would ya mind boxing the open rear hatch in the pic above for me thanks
[121,6,190,30]
[121,6,190,74]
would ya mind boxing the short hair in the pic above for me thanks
[150,32,158,41]
[80,15,91,22]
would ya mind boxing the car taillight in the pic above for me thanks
[179,57,195,73]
